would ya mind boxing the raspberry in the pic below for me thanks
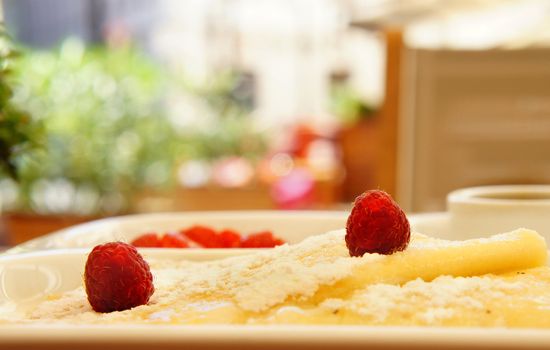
[181,225,222,248]
[84,242,154,313]
[241,231,285,248]
[131,233,162,248]
[218,229,241,248]
[161,233,189,248]
[345,190,410,256]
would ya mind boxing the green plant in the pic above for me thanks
[9,38,180,215]
[0,26,42,180]
[180,70,251,116]
[330,84,377,125]
[176,70,267,162]
[183,115,267,162]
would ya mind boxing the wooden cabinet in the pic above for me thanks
[399,48,550,212]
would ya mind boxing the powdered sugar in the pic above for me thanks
[4,228,549,326]
[320,274,529,324]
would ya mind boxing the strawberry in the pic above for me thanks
[160,232,189,248]
[84,242,154,313]
[131,233,162,248]
[218,229,241,248]
[241,231,285,248]
[181,225,222,248]
[345,189,410,256]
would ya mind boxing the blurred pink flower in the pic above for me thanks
[271,168,315,209]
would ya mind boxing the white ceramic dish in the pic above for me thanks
[448,185,550,240]
[5,210,453,254]
[411,185,550,242]
[1,248,550,350]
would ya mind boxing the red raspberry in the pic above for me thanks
[181,225,222,248]
[241,231,285,248]
[345,190,410,256]
[218,229,242,248]
[84,242,154,313]
[131,233,162,247]
[161,233,189,248]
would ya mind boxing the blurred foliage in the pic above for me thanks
[2,38,269,215]
[0,26,43,180]
[330,84,377,125]
[9,38,180,215]
[176,70,267,162]
[184,115,267,162]
[180,70,250,117]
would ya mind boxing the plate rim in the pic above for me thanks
[6,210,350,254]
[0,324,550,348]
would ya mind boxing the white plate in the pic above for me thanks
[408,212,452,238]
[1,248,550,349]
[5,210,453,254]
[5,211,349,254]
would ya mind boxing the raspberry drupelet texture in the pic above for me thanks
[345,190,410,257]
[84,242,154,313]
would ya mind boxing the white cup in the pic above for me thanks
[447,185,550,240]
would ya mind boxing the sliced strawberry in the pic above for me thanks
[131,233,162,247]
[161,232,190,248]
[181,225,222,248]
[241,231,285,248]
[218,229,242,248]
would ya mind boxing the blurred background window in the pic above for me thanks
[3,0,155,48]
